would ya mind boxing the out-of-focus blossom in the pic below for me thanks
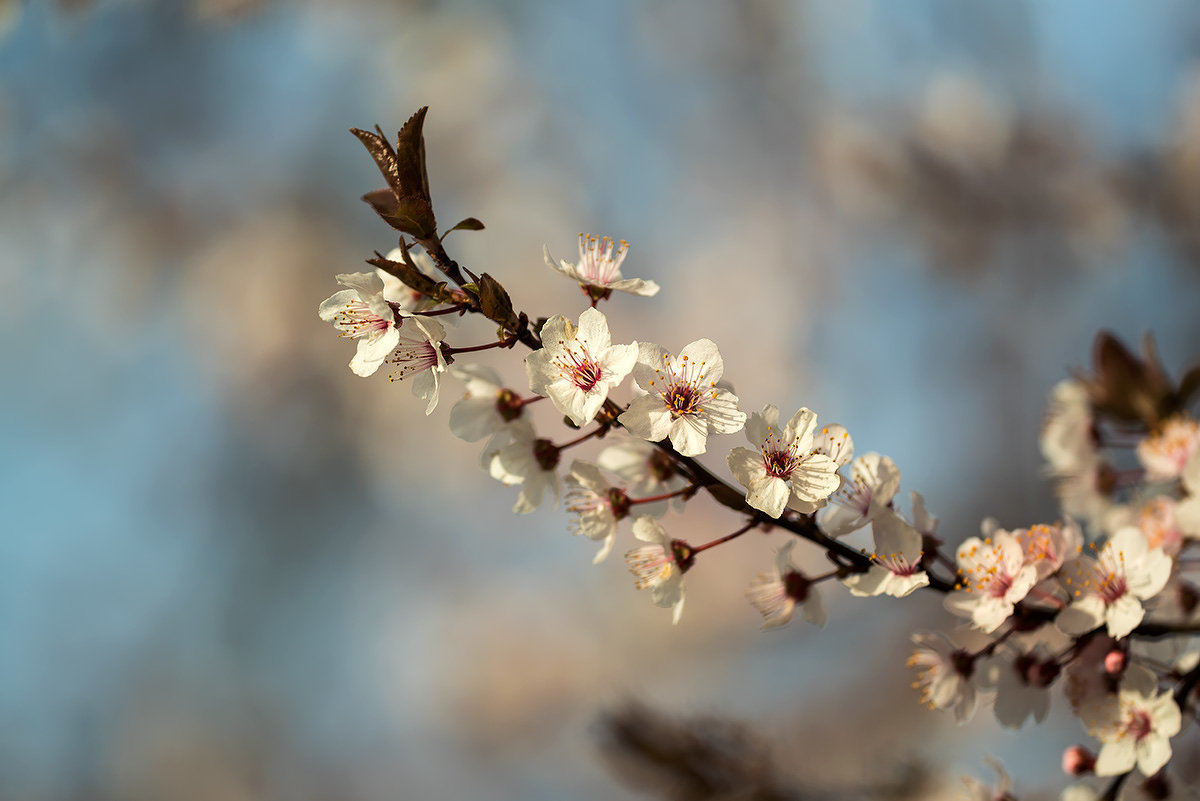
[488,421,561,514]
[820,453,901,537]
[624,516,686,624]
[1041,380,1097,476]
[1057,527,1172,639]
[907,631,980,724]
[945,524,1038,633]
[841,509,929,598]
[1080,665,1181,777]
[563,460,628,564]
[1137,413,1200,482]
[744,540,825,629]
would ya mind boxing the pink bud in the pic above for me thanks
[1062,745,1095,776]
[1104,649,1126,675]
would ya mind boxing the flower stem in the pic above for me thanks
[692,519,760,555]
[444,339,510,356]
[556,426,607,450]
[418,304,469,317]
[628,485,697,506]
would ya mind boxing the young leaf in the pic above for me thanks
[442,217,486,239]
[394,107,432,204]
[349,127,402,197]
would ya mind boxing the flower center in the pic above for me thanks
[664,383,700,417]
[1125,709,1152,741]
[763,449,797,479]
[625,545,674,588]
[571,360,603,392]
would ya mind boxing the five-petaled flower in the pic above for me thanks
[525,308,637,427]
[619,339,746,456]
[564,460,630,564]
[544,233,660,299]
[745,540,825,629]
[841,508,930,598]
[624,516,688,624]
[1056,527,1172,639]
[727,405,842,518]
[944,523,1039,633]
[318,271,405,377]
[1081,665,1181,777]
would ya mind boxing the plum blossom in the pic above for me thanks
[448,364,527,467]
[544,233,659,297]
[1016,520,1084,580]
[564,460,629,563]
[624,516,687,624]
[983,627,1071,729]
[1041,379,1097,476]
[907,631,981,724]
[820,453,901,537]
[598,439,686,511]
[525,308,637,427]
[744,541,825,629]
[383,315,447,414]
[961,758,1013,801]
[1057,527,1172,639]
[318,271,405,377]
[841,509,929,598]
[1137,413,1200,482]
[1080,665,1181,777]
[726,405,841,518]
[619,339,746,457]
[1105,496,1185,556]
[488,421,561,514]
[945,524,1038,633]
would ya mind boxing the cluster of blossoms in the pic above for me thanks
[324,111,1200,801]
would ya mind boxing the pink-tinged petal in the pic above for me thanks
[620,395,673,442]
[669,415,708,457]
[1003,565,1038,606]
[678,338,724,383]
[1057,595,1106,636]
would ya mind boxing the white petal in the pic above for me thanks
[678,338,724,384]
[620,395,673,442]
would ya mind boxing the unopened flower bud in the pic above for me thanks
[1062,745,1095,776]
[1103,649,1126,676]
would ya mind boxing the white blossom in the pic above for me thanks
[812,423,854,468]
[1137,413,1200,482]
[745,540,825,629]
[1041,379,1097,476]
[447,364,527,469]
[624,516,686,624]
[1081,665,1181,777]
[1057,527,1172,639]
[842,509,930,598]
[544,234,659,297]
[1015,520,1083,580]
[381,246,441,313]
[726,405,841,518]
[945,525,1038,633]
[318,271,403,377]
[383,315,447,415]
[820,453,901,537]
[525,308,637,427]
[619,339,746,457]
[597,439,687,516]
[488,421,561,514]
[564,460,628,563]
[908,630,980,723]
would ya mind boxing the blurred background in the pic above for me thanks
[4,1,1200,799]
